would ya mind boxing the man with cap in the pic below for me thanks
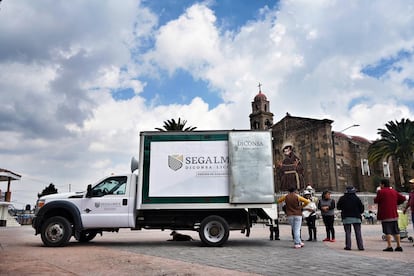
[277,141,305,191]
[337,186,365,250]
[403,178,414,246]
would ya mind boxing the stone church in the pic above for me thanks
[249,88,391,193]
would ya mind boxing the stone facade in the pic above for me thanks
[332,132,375,192]
[248,90,393,193]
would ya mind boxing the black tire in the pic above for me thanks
[199,215,229,247]
[40,216,72,247]
[78,230,97,243]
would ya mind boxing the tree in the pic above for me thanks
[368,118,414,191]
[155,118,197,131]
[38,183,58,198]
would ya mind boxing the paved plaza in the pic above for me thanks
[1,223,413,275]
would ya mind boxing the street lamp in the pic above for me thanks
[332,124,360,191]
[339,124,360,133]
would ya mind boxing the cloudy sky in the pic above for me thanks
[1,0,413,208]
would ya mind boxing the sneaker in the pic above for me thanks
[323,238,330,242]
[300,242,305,247]
[395,247,403,252]
[294,244,302,249]
[344,247,351,250]
[329,239,336,242]
[383,247,393,252]
[358,248,364,251]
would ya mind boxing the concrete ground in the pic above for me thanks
[1,223,413,275]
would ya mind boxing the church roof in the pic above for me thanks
[276,113,334,125]
[254,91,267,101]
[333,132,372,144]
[350,135,372,144]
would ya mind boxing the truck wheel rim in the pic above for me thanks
[203,221,224,242]
[46,223,64,242]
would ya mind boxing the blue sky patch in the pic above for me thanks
[348,96,369,110]
[361,50,412,79]
[140,69,222,108]
[403,78,414,88]
[111,88,136,101]
[142,0,279,32]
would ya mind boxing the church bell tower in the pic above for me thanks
[249,84,274,130]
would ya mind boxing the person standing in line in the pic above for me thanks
[268,219,280,241]
[277,187,310,248]
[302,190,317,241]
[374,178,406,252]
[403,178,414,246]
[318,190,336,242]
[337,186,365,251]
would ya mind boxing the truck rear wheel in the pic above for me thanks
[40,216,72,247]
[199,215,229,247]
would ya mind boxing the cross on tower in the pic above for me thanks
[258,83,262,92]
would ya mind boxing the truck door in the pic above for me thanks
[81,176,131,228]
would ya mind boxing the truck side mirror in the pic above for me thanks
[131,157,139,173]
[86,184,92,198]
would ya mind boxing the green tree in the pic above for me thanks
[155,118,197,131]
[368,118,414,191]
[38,183,58,198]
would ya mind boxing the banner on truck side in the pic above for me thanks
[149,140,229,197]
[228,131,275,203]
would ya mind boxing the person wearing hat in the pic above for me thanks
[403,178,414,246]
[277,141,305,191]
[302,190,317,241]
[337,186,365,250]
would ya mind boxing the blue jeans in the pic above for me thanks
[288,215,302,245]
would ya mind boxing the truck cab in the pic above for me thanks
[32,174,137,246]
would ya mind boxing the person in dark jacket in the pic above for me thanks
[337,186,365,250]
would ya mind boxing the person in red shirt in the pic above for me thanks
[374,178,406,252]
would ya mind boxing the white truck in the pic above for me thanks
[32,130,277,247]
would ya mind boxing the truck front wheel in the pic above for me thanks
[40,216,72,247]
[199,215,229,247]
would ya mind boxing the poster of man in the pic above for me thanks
[277,141,305,191]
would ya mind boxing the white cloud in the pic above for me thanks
[1,0,414,208]
[146,3,221,74]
